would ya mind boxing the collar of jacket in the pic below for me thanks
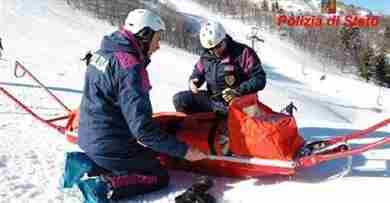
[120,27,148,64]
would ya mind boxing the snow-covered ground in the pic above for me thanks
[0,0,389,203]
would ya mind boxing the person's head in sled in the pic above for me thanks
[173,20,267,116]
[71,9,207,203]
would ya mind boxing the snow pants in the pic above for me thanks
[101,166,169,200]
[86,152,169,200]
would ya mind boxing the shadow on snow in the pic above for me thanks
[118,126,390,202]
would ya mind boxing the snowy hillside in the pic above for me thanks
[248,0,372,15]
[0,0,390,203]
[248,0,320,13]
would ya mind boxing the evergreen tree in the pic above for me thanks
[275,1,280,11]
[384,26,390,52]
[262,0,269,12]
[358,45,374,82]
[374,52,390,87]
[338,27,353,71]
[339,27,362,70]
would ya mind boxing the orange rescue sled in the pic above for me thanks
[2,61,390,178]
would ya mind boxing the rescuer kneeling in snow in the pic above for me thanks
[61,9,206,203]
[173,20,267,116]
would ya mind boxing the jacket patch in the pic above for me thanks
[90,53,109,72]
[224,74,236,87]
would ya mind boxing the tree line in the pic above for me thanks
[64,0,390,87]
[65,0,203,54]
[192,0,390,87]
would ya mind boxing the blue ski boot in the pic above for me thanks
[61,152,95,188]
[77,178,112,203]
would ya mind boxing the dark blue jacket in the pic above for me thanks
[190,35,266,101]
[78,29,188,166]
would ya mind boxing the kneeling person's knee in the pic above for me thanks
[103,168,169,200]
[173,91,191,112]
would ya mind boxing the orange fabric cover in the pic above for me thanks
[228,94,304,161]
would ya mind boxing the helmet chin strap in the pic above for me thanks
[135,27,155,58]
[211,47,227,58]
[136,40,149,58]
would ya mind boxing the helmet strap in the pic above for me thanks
[135,27,155,57]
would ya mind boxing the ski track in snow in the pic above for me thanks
[1,0,390,203]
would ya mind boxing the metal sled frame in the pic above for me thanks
[0,61,77,143]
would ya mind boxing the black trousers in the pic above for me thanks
[173,90,228,115]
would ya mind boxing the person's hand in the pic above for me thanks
[185,147,207,161]
[67,108,80,131]
[222,88,240,103]
[189,78,199,94]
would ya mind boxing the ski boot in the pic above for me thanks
[175,176,216,203]
[77,177,112,203]
[61,152,95,188]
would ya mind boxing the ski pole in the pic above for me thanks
[14,60,71,112]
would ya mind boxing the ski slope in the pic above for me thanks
[0,0,390,202]
[249,0,321,13]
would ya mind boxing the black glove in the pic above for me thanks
[175,176,215,203]
[222,88,240,103]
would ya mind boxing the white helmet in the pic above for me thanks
[124,9,166,34]
[199,20,226,49]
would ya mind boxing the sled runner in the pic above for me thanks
[1,61,390,178]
